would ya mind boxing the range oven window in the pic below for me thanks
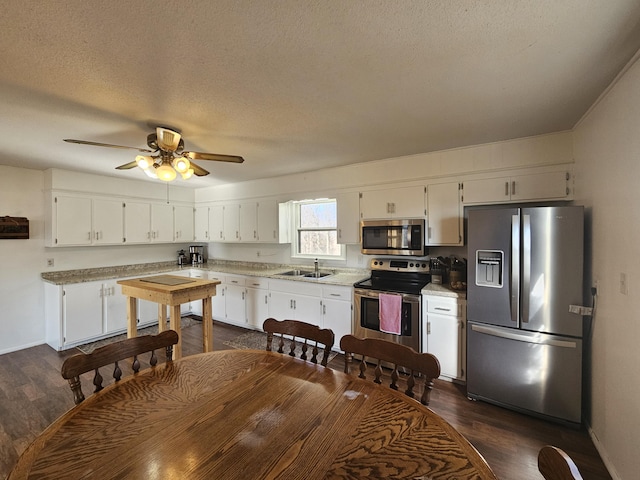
[359,296,413,336]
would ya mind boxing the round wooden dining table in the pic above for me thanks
[9,350,497,479]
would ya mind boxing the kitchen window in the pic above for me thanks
[292,199,343,259]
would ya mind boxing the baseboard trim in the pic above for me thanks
[586,422,620,480]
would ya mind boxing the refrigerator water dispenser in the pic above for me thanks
[475,250,503,288]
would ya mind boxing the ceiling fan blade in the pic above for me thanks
[189,161,210,176]
[64,138,155,153]
[185,151,244,163]
[115,160,139,170]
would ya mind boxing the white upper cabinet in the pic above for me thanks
[209,205,224,242]
[124,201,151,244]
[150,203,174,242]
[335,192,360,244]
[426,182,463,246]
[50,194,123,246]
[223,204,240,242]
[462,171,571,205]
[239,201,258,242]
[194,199,283,244]
[256,200,280,243]
[53,195,93,246]
[92,199,124,245]
[174,205,194,242]
[194,206,210,241]
[359,185,425,220]
[124,201,192,244]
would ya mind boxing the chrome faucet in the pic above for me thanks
[314,258,319,277]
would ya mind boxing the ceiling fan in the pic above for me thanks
[64,126,244,181]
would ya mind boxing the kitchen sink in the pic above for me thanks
[280,269,313,276]
[303,272,332,279]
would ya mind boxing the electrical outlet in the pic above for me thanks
[46,258,54,267]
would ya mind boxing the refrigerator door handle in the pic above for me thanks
[521,214,531,323]
[470,324,578,348]
[511,214,520,324]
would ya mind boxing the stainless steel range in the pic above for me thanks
[353,258,430,352]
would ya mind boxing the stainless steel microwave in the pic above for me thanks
[360,219,426,256]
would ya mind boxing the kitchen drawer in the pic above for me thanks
[322,285,352,301]
[426,296,465,317]
[246,277,269,289]
[207,272,224,282]
[225,274,245,286]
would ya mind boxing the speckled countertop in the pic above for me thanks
[41,260,371,288]
[421,283,467,299]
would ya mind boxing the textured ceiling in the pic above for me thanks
[2,0,640,188]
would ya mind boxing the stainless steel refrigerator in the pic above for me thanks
[466,205,584,425]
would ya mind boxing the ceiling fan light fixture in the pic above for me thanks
[181,168,195,180]
[172,156,191,173]
[156,127,181,152]
[156,162,177,181]
[135,155,154,170]
[144,167,158,179]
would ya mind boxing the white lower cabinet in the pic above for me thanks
[246,277,270,329]
[103,280,128,333]
[224,275,247,326]
[45,279,128,350]
[268,279,323,326]
[320,285,353,349]
[207,272,226,320]
[422,294,467,382]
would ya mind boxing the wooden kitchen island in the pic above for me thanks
[117,274,220,359]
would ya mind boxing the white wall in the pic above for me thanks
[0,166,47,353]
[573,53,640,479]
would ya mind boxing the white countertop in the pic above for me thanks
[41,260,370,288]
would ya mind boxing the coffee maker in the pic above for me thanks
[189,245,206,265]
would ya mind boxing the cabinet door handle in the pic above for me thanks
[511,180,516,195]
[434,307,451,312]
[290,299,293,309]
[88,232,92,240]
[323,304,326,315]
[264,295,268,305]
[242,292,245,300]
[427,322,431,335]
[505,182,509,196]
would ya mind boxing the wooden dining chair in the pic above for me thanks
[262,318,335,366]
[538,445,584,480]
[61,330,179,405]
[340,334,441,406]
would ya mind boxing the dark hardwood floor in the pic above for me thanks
[0,320,611,480]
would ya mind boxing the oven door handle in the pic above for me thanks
[354,289,420,303]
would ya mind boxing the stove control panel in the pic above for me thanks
[369,258,430,273]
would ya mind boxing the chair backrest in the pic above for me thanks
[340,334,440,406]
[538,446,584,480]
[61,330,179,405]
[262,318,335,366]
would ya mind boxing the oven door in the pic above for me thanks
[353,288,421,352]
